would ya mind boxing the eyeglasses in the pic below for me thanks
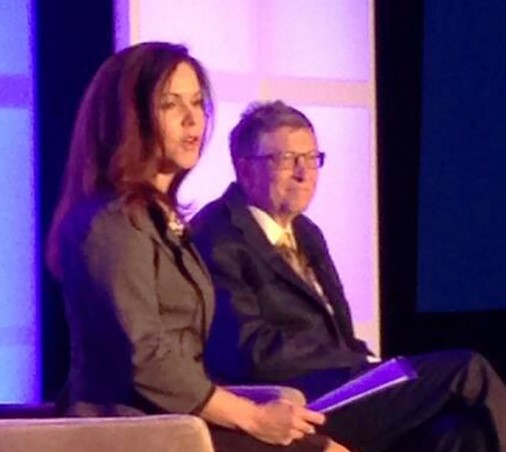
[245,151,326,170]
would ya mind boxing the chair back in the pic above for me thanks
[0,415,214,452]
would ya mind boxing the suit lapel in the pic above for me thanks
[294,218,356,338]
[292,220,344,323]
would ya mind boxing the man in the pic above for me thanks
[191,101,506,451]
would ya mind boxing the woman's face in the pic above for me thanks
[156,62,206,173]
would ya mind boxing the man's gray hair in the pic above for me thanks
[229,100,314,170]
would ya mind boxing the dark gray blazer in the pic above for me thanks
[59,194,215,415]
[190,183,370,399]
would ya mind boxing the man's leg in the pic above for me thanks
[389,408,495,452]
[319,350,506,451]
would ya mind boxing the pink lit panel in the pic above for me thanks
[264,0,371,80]
[182,103,376,328]
[180,102,244,211]
[117,0,378,352]
[302,106,375,325]
[137,0,256,74]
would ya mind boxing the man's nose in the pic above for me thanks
[292,157,308,180]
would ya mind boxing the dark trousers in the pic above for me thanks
[209,426,328,452]
[316,350,506,452]
[389,407,494,452]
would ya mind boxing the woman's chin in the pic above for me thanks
[158,155,199,173]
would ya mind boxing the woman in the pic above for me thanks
[46,42,349,451]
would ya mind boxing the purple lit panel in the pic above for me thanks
[136,0,256,73]
[113,0,130,50]
[0,345,38,402]
[0,0,39,403]
[0,111,39,402]
[0,0,31,75]
[265,0,371,80]
[0,109,36,325]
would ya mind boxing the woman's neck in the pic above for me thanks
[153,172,175,193]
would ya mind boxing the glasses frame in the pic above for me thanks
[245,150,326,170]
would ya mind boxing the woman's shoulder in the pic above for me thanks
[61,193,152,245]
[57,195,161,286]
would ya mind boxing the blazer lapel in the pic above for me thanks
[184,236,213,282]
[140,206,212,283]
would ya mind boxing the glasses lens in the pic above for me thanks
[260,152,325,169]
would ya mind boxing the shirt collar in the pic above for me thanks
[247,205,294,246]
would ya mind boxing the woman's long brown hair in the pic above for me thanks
[47,42,213,278]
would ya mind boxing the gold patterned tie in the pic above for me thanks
[276,231,334,315]
[276,231,307,279]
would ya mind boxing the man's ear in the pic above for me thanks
[236,158,251,183]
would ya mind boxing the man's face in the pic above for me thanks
[240,126,320,226]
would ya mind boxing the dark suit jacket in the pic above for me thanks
[59,193,215,415]
[191,183,370,398]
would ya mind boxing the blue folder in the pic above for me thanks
[307,357,418,413]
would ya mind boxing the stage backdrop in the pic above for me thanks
[115,0,380,352]
[417,0,506,313]
[0,0,40,402]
